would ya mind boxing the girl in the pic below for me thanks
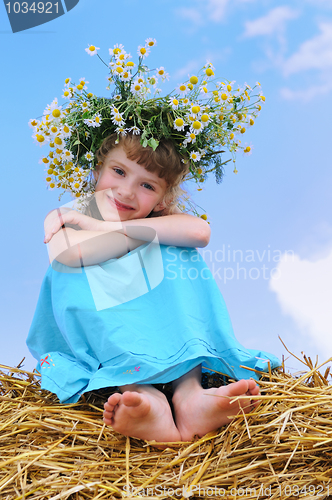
[27,132,280,443]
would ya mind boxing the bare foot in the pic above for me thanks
[173,379,260,441]
[103,385,181,442]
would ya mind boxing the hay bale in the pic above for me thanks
[1,357,332,499]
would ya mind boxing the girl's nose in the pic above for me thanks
[117,183,135,200]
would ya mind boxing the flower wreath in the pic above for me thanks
[29,38,265,217]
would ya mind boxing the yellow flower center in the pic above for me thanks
[134,85,141,91]
[127,61,135,66]
[183,98,189,104]
[200,214,207,220]
[52,109,61,118]
[175,118,184,127]
[172,99,179,106]
[227,84,232,92]
[77,84,83,90]
[63,91,69,97]
[189,76,198,85]
[150,78,156,85]
[138,78,144,83]
[192,154,197,159]
[116,67,123,73]
[115,115,122,122]
[54,137,62,145]
[119,54,125,60]
[201,114,209,123]
[197,168,203,174]
[95,116,100,123]
[43,158,49,164]
[87,93,93,98]
[113,48,121,54]
[123,72,129,78]
[36,134,45,143]
[56,148,62,154]
[192,106,200,114]
[260,95,266,101]
[51,126,57,133]
[158,69,164,75]
[193,121,202,130]
[74,183,80,189]
[148,41,155,46]
[221,93,227,100]
[89,45,95,52]
[49,183,55,188]
[250,119,254,126]
[230,133,234,139]
[140,47,147,55]
[244,146,251,153]
[65,78,70,84]
[205,68,214,77]
[179,85,186,91]
[240,127,246,134]
[190,133,195,140]
[54,159,60,165]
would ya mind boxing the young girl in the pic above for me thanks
[27,132,279,443]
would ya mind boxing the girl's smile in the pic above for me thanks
[93,146,168,221]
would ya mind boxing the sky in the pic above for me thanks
[1,0,332,377]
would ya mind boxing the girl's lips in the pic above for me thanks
[107,195,134,211]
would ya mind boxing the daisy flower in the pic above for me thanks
[131,80,144,95]
[137,45,150,59]
[115,127,127,136]
[93,113,102,127]
[77,78,89,91]
[156,67,169,81]
[201,113,211,126]
[177,83,188,95]
[190,120,203,135]
[62,150,74,161]
[85,151,94,162]
[145,37,157,47]
[111,113,125,127]
[62,88,73,99]
[64,77,71,87]
[110,43,125,56]
[114,94,122,101]
[111,105,121,116]
[183,132,197,145]
[169,97,179,109]
[85,45,100,56]
[190,151,201,162]
[28,118,39,129]
[60,124,72,138]
[243,143,253,155]
[129,126,141,135]
[173,118,185,131]
[120,71,131,82]
[84,118,95,127]
[32,132,46,146]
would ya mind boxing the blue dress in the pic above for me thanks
[27,237,280,403]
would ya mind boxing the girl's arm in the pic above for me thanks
[45,209,210,268]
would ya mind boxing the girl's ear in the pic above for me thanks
[152,198,168,212]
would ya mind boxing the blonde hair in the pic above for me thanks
[95,133,189,215]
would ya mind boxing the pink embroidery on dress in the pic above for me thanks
[135,366,140,372]
[41,354,55,369]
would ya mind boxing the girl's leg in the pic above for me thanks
[103,384,181,442]
[172,365,260,441]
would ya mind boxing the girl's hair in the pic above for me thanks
[95,133,189,215]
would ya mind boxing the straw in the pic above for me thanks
[0,355,332,499]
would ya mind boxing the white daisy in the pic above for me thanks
[114,94,122,101]
[129,126,141,135]
[115,127,127,136]
[131,80,144,95]
[184,132,197,145]
[120,70,131,82]
[109,44,125,56]
[85,45,100,56]
[156,66,169,81]
[177,83,188,95]
[111,113,125,127]
[93,113,102,127]
[62,150,74,161]
[28,118,39,129]
[173,118,185,131]
[190,151,201,162]
[84,118,95,127]
[137,45,150,59]
[145,38,157,47]
[85,151,94,162]
[169,97,179,110]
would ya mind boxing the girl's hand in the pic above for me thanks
[44,209,106,244]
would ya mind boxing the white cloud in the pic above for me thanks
[283,22,332,76]
[269,250,332,355]
[280,80,332,101]
[176,7,203,27]
[176,0,231,25]
[243,6,299,38]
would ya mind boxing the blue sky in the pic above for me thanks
[1,0,332,375]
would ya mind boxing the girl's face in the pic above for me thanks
[93,145,168,221]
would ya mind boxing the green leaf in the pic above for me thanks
[147,138,159,151]
[73,140,81,146]
[82,112,90,119]
[142,138,148,148]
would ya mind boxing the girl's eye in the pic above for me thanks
[143,183,154,191]
[114,168,124,176]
